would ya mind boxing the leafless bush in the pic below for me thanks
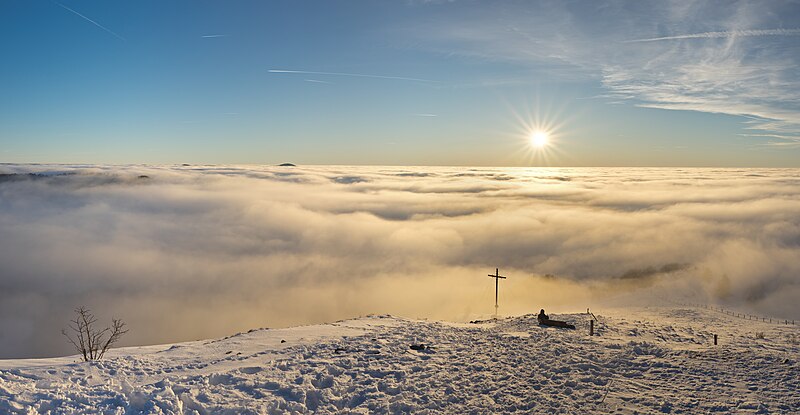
[62,306,128,361]
[754,331,765,340]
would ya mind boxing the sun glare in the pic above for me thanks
[530,131,549,148]
[507,96,569,165]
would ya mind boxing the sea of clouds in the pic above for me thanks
[1,164,798,358]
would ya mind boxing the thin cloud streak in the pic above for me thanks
[763,141,800,147]
[55,2,126,42]
[268,69,438,83]
[738,133,800,140]
[625,28,800,43]
[201,34,228,38]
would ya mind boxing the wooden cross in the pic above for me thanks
[488,268,506,314]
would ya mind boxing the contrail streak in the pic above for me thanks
[625,28,800,43]
[268,69,438,83]
[55,2,126,41]
[201,34,228,38]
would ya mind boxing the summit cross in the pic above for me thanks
[488,268,506,315]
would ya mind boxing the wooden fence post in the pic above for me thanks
[713,334,717,345]
[590,319,594,336]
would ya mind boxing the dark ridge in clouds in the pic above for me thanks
[332,176,370,184]
[619,263,692,280]
[0,165,799,358]
[392,172,434,178]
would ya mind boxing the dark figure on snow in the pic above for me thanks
[537,309,576,329]
[537,309,549,323]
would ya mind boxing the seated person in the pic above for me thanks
[537,309,549,323]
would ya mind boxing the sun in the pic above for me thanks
[530,131,549,148]
[507,96,570,165]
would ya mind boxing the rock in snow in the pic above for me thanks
[0,307,798,414]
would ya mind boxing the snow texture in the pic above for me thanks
[0,306,798,414]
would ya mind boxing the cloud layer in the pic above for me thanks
[1,164,799,358]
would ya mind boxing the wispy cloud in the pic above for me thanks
[55,2,126,42]
[625,28,800,43]
[738,133,800,147]
[737,133,800,140]
[304,79,332,84]
[411,113,438,117]
[201,34,228,38]
[268,69,438,83]
[763,141,800,147]
[402,1,800,140]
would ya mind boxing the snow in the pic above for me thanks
[1,307,798,414]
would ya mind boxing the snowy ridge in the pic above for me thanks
[1,307,798,414]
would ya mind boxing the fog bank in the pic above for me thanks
[1,165,798,358]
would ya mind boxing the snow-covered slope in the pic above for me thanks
[1,306,798,414]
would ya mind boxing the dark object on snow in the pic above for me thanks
[334,347,363,354]
[540,319,576,329]
[280,339,286,343]
[138,175,150,179]
[279,163,296,167]
[537,309,549,323]
[537,308,575,329]
[410,344,430,351]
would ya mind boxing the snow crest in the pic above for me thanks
[0,308,798,414]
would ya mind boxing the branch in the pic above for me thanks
[98,319,128,360]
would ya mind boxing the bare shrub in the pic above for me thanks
[62,306,128,361]
[754,331,765,340]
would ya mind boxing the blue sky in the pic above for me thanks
[1,0,799,166]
